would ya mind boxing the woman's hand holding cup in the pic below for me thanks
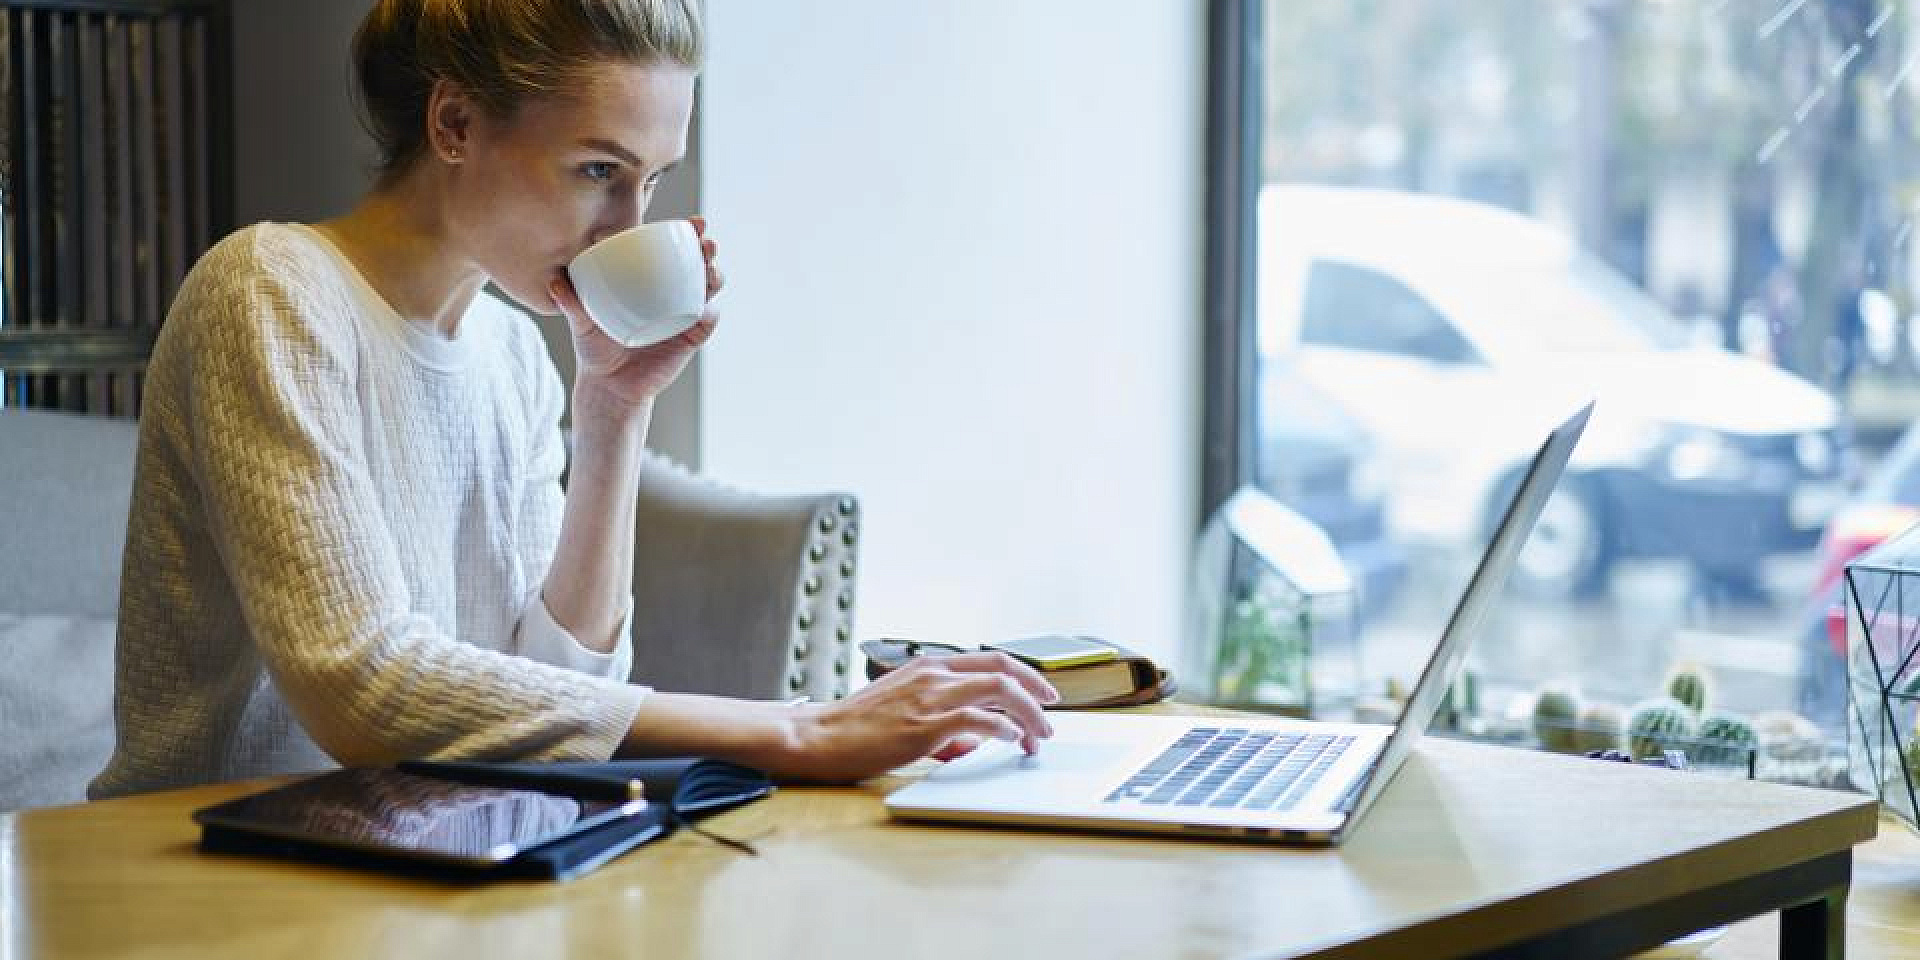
[551,216,723,413]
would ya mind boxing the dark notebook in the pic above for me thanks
[195,758,772,882]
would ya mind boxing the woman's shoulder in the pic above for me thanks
[165,223,364,350]
[186,222,343,293]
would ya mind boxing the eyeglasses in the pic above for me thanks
[856,637,970,683]
[862,637,968,659]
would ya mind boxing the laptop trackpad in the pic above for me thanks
[925,736,1133,782]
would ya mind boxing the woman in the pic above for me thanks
[91,0,1053,799]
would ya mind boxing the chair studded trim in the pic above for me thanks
[788,497,859,700]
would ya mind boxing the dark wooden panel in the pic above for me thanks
[0,328,158,370]
[128,15,155,328]
[2,8,17,357]
[6,0,217,14]
[1,0,230,413]
[19,8,43,331]
[102,13,128,329]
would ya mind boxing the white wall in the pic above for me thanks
[701,2,1206,659]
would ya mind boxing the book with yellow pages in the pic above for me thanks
[861,635,1175,708]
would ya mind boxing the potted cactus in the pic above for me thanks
[1627,698,1698,761]
[1571,702,1626,754]
[1692,710,1759,770]
[1531,688,1582,754]
[1664,662,1712,717]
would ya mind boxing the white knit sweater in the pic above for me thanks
[90,223,649,800]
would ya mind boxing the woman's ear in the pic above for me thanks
[426,78,477,164]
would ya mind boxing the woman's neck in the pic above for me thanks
[315,172,486,337]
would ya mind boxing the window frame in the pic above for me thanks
[1199,0,1263,523]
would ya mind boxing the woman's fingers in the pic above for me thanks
[787,651,1063,777]
[688,213,712,291]
[931,733,985,762]
[700,233,722,298]
[940,651,1060,706]
[938,671,1053,745]
[879,659,1052,757]
[942,707,1027,750]
[547,272,596,338]
[677,311,719,349]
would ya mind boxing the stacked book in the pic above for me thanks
[862,634,1173,708]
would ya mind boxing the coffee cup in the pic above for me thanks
[565,219,708,347]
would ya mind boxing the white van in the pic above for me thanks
[1257,185,1844,598]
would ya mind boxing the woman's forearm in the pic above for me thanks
[616,692,806,768]
[542,388,652,653]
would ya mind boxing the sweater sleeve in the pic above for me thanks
[507,323,636,682]
[182,237,644,766]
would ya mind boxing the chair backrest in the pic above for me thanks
[0,409,139,615]
[628,455,861,703]
[0,409,137,811]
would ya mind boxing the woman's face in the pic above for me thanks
[443,60,695,314]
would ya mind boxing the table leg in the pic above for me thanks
[1779,883,1849,960]
[1448,850,1853,959]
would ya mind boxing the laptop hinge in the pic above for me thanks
[1331,770,1368,813]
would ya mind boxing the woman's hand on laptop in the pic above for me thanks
[619,653,1057,783]
[782,652,1060,782]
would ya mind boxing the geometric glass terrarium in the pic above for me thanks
[1181,486,1359,719]
[1844,519,1920,828]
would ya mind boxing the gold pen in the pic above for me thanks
[396,760,646,804]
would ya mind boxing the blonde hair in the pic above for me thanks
[353,0,703,181]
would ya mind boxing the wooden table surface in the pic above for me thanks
[0,735,1880,960]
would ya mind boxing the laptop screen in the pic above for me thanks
[1334,400,1593,830]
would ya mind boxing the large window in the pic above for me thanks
[1225,0,1920,784]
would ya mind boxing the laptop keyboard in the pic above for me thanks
[1102,727,1355,812]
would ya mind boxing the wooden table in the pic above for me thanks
[0,737,1880,959]
[1711,810,1920,960]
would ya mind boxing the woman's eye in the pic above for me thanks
[580,161,618,182]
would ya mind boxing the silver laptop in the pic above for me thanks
[886,401,1593,845]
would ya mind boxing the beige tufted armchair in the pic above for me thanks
[0,409,859,811]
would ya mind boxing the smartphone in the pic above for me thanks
[983,634,1118,670]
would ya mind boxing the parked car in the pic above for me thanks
[1255,358,1407,618]
[1799,418,1920,732]
[1256,185,1846,599]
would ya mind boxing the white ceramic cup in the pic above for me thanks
[566,219,708,348]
